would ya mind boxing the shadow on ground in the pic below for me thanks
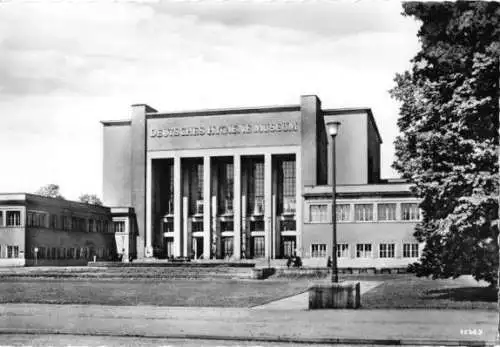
[425,286,496,302]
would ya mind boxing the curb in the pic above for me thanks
[0,329,496,346]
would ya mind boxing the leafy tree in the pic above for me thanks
[390,2,499,285]
[35,184,64,199]
[78,194,103,206]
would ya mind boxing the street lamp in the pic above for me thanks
[326,121,341,283]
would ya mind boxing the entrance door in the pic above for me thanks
[281,236,296,258]
[251,236,265,258]
[164,237,174,258]
[221,237,234,259]
[195,237,204,259]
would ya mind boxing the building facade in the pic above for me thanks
[102,95,422,268]
[0,193,135,266]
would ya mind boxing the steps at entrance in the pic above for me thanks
[1,265,254,280]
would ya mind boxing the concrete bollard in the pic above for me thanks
[308,282,360,309]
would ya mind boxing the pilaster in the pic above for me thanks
[182,166,190,257]
[145,157,153,257]
[241,163,248,258]
[233,154,241,259]
[272,164,278,258]
[173,156,182,257]
[264,153,272,259]
[211,163,219,259]
[203,156,211,259]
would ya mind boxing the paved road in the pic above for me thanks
[0,303,496,345]
[0,334,420,347]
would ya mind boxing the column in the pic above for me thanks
[272,163,278,258]
[173,156,182,257]
[211,163,219,259]
[145,158,153,257]
[241,163,248,258]
[264,153,272,259]
[182,166,190,257]
[203,156,211,259]
[233,154,241,259]
[295,151,302,257]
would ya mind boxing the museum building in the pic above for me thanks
[101,95,422,268]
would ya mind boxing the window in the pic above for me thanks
[79,218,86,232]
[336,204,350,221]
[192,221,204,232]
[218,161,234,214]
[403,243,419,258]
[248,160,264,215]
[355,204,373,221]
[62,216,71,231]
[88,219,94,233]
[7,245,19,258]
[356,244,372,258]
[190,161,204,214]
[6,211,21,226]
[280,219,296,231]
[280,159,296,214]
[76,248,81,259]
[0,211,3,226]
[51,214,58,229]
[220,221,233,232]
[310,204,328,223]
[378,203,396,221]
[162,221,173,233]
[379,243,395,258]
[252,236,265,258]
[221,237,233,258]
[113,221,125,233]
[337,244,349,258]
[311,244,327,258]
[250,220,264,232]
[401,203,420,221]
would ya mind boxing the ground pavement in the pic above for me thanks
[0,301,496,346]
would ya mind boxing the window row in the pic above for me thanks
[0,245,20,258]
[310,243,419,258]
[30,212,112,233]
[27,246,113,260]
[309,202,420,223]
[0,210,22,227]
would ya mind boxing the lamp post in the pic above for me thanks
[326,121,341,283]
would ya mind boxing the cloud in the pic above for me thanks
[0,1,420,198]
[149,1,410,38]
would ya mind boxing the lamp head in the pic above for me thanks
[326,121,341,137]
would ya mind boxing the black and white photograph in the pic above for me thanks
[0,0,499,346]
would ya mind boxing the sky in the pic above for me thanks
[0,0,421,200]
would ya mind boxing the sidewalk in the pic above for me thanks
[0,303,497,346]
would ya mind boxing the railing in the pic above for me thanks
[252,198,264,216]
[223,198,233,215]
[283,197,296,214]
[195,200,204,215]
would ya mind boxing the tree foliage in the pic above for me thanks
[78,194,103,206]
[391,2,500,285]
[35,184,64,199]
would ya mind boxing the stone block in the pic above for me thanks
[308,282,360,309]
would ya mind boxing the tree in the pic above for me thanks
[35,184,64,199]
[78,194,103,206]
[390,2,500,286]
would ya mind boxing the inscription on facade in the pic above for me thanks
[150,121,299,138]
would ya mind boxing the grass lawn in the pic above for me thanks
[359,274,497,310]
[0,278,311,307]
[0,270,495,310]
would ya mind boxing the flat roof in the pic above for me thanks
[0,193,111,212]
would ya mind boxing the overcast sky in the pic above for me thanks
[0,0,421,200]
